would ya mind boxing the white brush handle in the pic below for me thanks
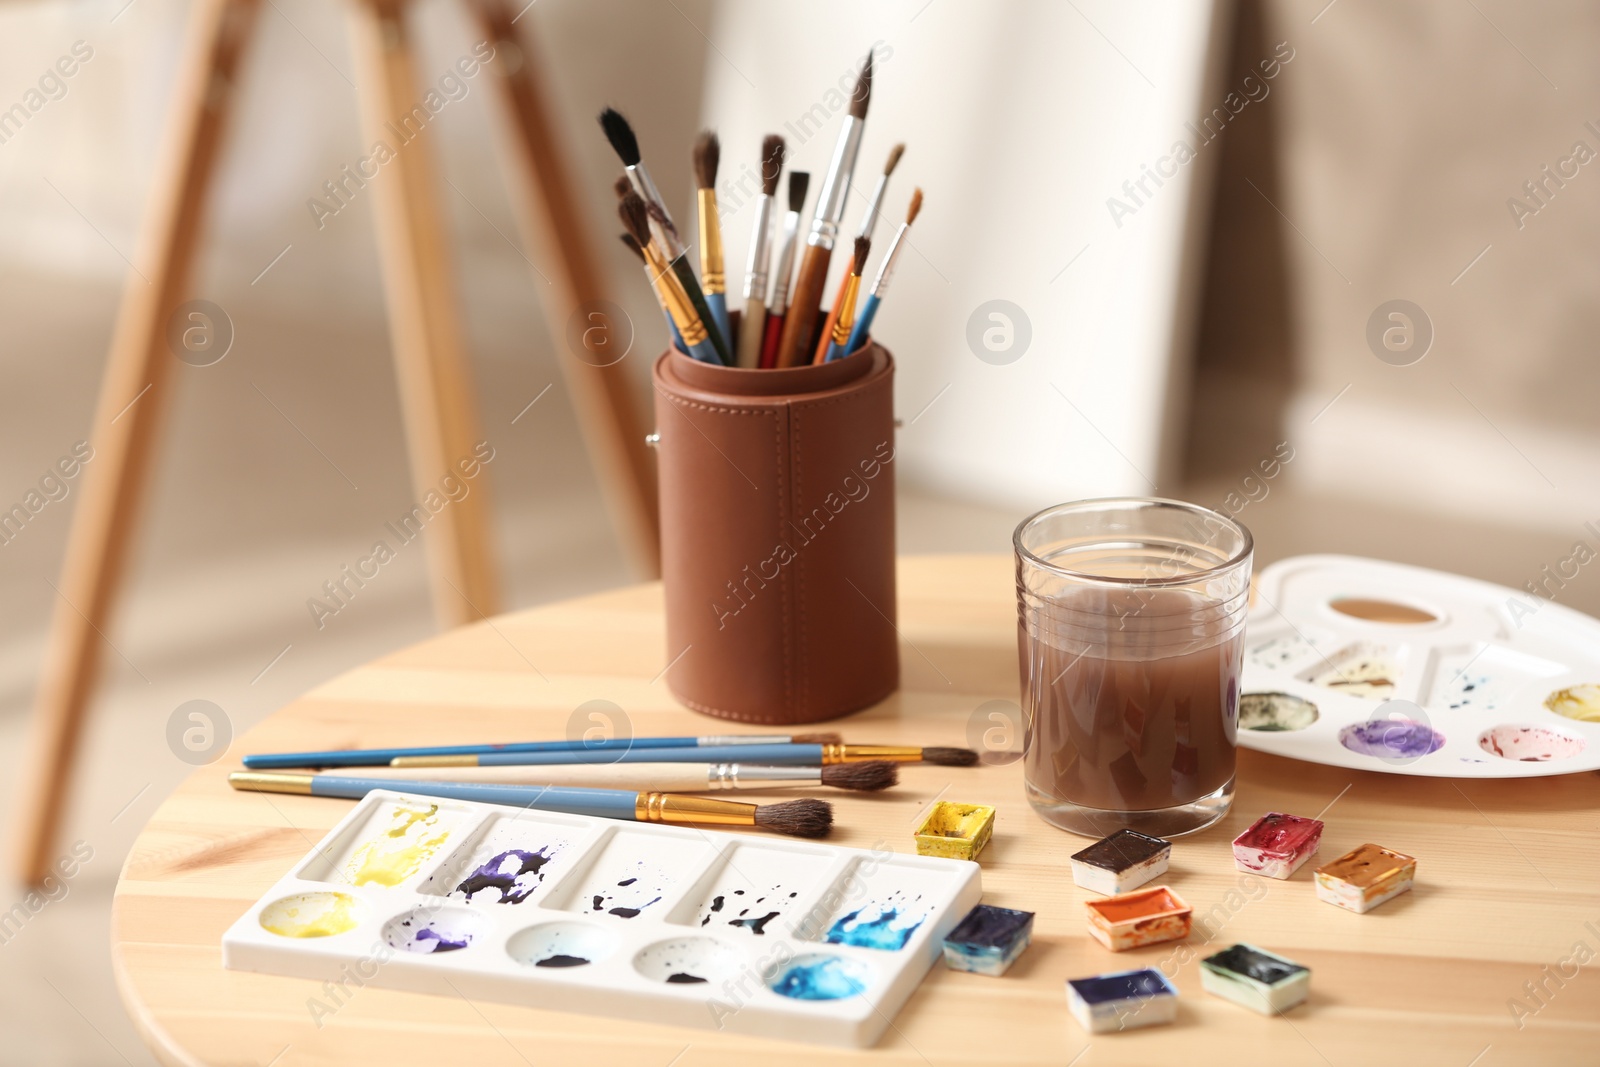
[341,762,821,792]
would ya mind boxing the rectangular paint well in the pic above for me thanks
[418,812,590,905]
[1070,830,1171,895]
[1066,968,1178,1033]
[296,797,477,889]
[1084,885,1192,952]
[1314,842,1416,913]
[1232,812,1323,879]
[673,842,834,938]
[799,857,961,951]
[540,827,712,920]
[913,801,996,861]
[1200,943,1310,1014]
[941,904,1034,976]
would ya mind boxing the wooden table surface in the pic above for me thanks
[112,555,1600,1066]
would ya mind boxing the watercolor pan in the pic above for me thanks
[1083,885,1192,952]
[1199,943,1310,1014]
[1232,812,1323,879]
[1239,555,1600,781]
[1070,830,1171,895]
[1065,968,1178,1033]
[940,904,1034,976]
[1313,843,1416,913]
[912,801,996,861]
[223,790,981,1048]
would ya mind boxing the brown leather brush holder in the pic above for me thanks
[650,340,900,725]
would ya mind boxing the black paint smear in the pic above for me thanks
[666,973,707,984]
[535,954,589,968]
[592,894,606,911]
[454,848,554,905]
[709,895,725,913]
[700,915,711,926]
[730,911,780,935]
[739,909,749,917]
[733,889,745,895]
[608,896,660,919]
[617,877,636,886]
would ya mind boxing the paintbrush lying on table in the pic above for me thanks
[230,774,834,838]
[389,743,979,769]
[242,731,843,770]
[296,760,899,793]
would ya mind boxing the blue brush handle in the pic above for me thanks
[473,743,824,767]
[705,292,732,360]
[244,735,713,770]
[684,334,722,364]
[309,776,641,820]
[664,313,686,353]
[842,294,881,357]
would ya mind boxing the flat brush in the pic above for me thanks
[229,773,833,838]
[692,130,733,354]
[621,233,685,351]
[242,730,844,770]
[813,143,902,364]
[821,236,870,363]
[774,53,872,367]
[619,191,720,364]
[392,742,979,769]
[761,169,810,368]
[736,134,784,368]
[600,107,730,364]
[845,188,922,355]
[301,760,899,793]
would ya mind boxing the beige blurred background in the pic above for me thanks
[1,0,1597,1061]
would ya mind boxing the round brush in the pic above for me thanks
[736,134,785,368]
[392,742,979,768]
[820,236,871,363]
[692,130,733,353]
[844,188,922,356]
[619,191,720,364]
[761,169,811,368]
[300,760,900,793]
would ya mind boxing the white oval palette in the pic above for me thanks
[1238,555,1600,778]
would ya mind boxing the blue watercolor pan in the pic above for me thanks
[1066,967,1178,1033]
[940,904,1034,976]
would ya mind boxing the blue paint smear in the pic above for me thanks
[826,905,925,951]
[1068,968,1174,1005]
[771,958,868,1000]
[944,904,1034,951]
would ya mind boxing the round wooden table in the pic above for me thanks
[112,555,1600,1065]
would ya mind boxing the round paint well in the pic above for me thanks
[507,921,618,969]
[1478,725,1586,762]
[770,954,873,1001]
[382,905,485,954]
[1239,692,1319,732]
[1544,683,1600,723]
[632,937,747,986]
[1338,717,1445,759]
[259,892,366,939]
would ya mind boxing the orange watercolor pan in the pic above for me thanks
[1084,885,1193,952]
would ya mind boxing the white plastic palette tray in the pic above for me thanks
[1240,555,1600,777]
[222,790,981,1047]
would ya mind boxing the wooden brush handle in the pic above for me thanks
[736,296,766,368]
[775,244,832,368]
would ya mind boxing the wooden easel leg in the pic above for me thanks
[347,0,501,626]
[12,0,261,886]
[468,0,661,578]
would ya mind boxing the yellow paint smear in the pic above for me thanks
[1545,683,1600,723]
[343,802,453,888]
[261,893,362,938]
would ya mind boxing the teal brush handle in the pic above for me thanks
[843,293,881,357]
[309,775,641,820]
[671,257,730,365]
[705,292,732,360]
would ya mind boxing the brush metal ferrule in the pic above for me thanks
[635,791,757,827]
[392,754,478,768]
[230,772,314,794]
[704,763,822,791]
[700,734,793,746]
[831,275,862,345]
[696,188,725,294]
[644,247,709,344]
[856,173,890,240]
[627,163,685,259]
[808,115,864,249]
[821,744,923,764]
[869,223,910,299]
[768,211,802,310]
[741,195,775,300]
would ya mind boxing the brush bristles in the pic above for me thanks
[849,53,873,120]
[906,187,923,225]
[851,236,871,275]
[693,130,720,189]
[644,198,679,241]
[613,174,632,199]
[619,233,645,263]
[598,107,640,167]
[884,142,905,175]
[789,732,841,745]
[788,170,810,213]
[618,192,652,248]
[753,797,833,838]
[921,746,978,767]
[761,134,785,197]
[820,760,898,792]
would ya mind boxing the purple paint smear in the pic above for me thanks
[1339,718,1444,758]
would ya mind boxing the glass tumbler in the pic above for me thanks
[1014,498,1253,838]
